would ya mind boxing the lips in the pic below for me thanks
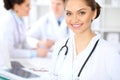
[72,23,83,28]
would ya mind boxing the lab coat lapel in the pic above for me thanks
[49,11,59,31]
[13,14,25,48]
[72,35,101,79]
[55,37,73,79]
[44,12,57,40]
[48,12,64,40]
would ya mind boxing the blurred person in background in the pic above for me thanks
[0,0,48,58]
[27,0,72,54]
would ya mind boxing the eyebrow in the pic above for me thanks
[66,8,86,12]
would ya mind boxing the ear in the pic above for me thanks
[92,9,97,20]
[13,4,20,12]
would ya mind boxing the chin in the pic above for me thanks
[24,14,29,16]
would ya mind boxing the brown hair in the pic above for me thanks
[4,0,25,10]
[62,0,65,3]
[65,0,101,19]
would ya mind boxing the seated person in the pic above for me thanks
[0,0,48,58]
[27,0,72,53]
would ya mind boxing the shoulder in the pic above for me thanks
[54,37,69,48]
[37,13,49,22]
[98,39,120,58]
[1,11,12,23]
[99,39,120,78]
[30,13,49,27]
[99,39,119,52]
[0,11,15,31]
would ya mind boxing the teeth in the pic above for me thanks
[72,23,83,28]
[72,24,80,28]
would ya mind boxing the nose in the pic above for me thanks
[28,7,31,11]
[71,14,79,23]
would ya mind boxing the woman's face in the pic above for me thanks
[14,0,30,17]
[65,0,96,34]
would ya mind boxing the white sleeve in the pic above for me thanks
[26,15,48,39]
[50,38,68,73]
[26,17,46,48]
[105,48,120,80]
[1,20,34,58]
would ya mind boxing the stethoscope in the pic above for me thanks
[57,38,99,79]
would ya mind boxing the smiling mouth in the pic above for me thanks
[72,23,83,28]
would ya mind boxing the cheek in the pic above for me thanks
[65,17,70,26]
[83,15,92,25]
[65,18,68,24]
[65,18,73,30]
[23,7,29,13]
[20,8,29,16]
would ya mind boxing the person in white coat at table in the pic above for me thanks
[51,0,120,80]
[27,0,71,52]
[0,0,48,58]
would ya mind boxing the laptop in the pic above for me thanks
[0,68,41,80]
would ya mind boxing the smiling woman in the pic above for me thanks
[65,0,100,35]
[51,0,120,80]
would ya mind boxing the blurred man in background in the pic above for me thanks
[27,0,71,55]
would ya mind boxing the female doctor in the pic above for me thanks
[0,0,48,58]
[51,0,120,80]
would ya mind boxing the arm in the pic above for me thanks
[26,17,47,48]
[105,48,120,80]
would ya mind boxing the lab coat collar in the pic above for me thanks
[71,32,101,59]
[56,15,64,22]
[70,32,101,79]
[49,11,65,26]
[10,10,23,26]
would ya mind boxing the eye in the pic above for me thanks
[66,12,72,16]
[79,11,86,15]
[26,3,30,7]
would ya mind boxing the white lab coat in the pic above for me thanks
[27,11,71,48]
[51,33,120,80]
[0,10,33,58]
[0,38,11,69]
[0,43,6,69]
[0,10,11,69]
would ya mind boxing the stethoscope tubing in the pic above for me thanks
[57,38,100,78]
[77,39,99,77]
[58,38,69,56]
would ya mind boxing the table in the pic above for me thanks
[0,53,53,80]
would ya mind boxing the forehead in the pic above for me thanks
[65,0,89,11]
[51,0,63,3]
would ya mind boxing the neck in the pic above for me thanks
[75,30,94,41]
[57,15,63,19]
[74,30,95,55]
[12,10,22,18]
[56,12,64,19]
[16,13,22,18]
